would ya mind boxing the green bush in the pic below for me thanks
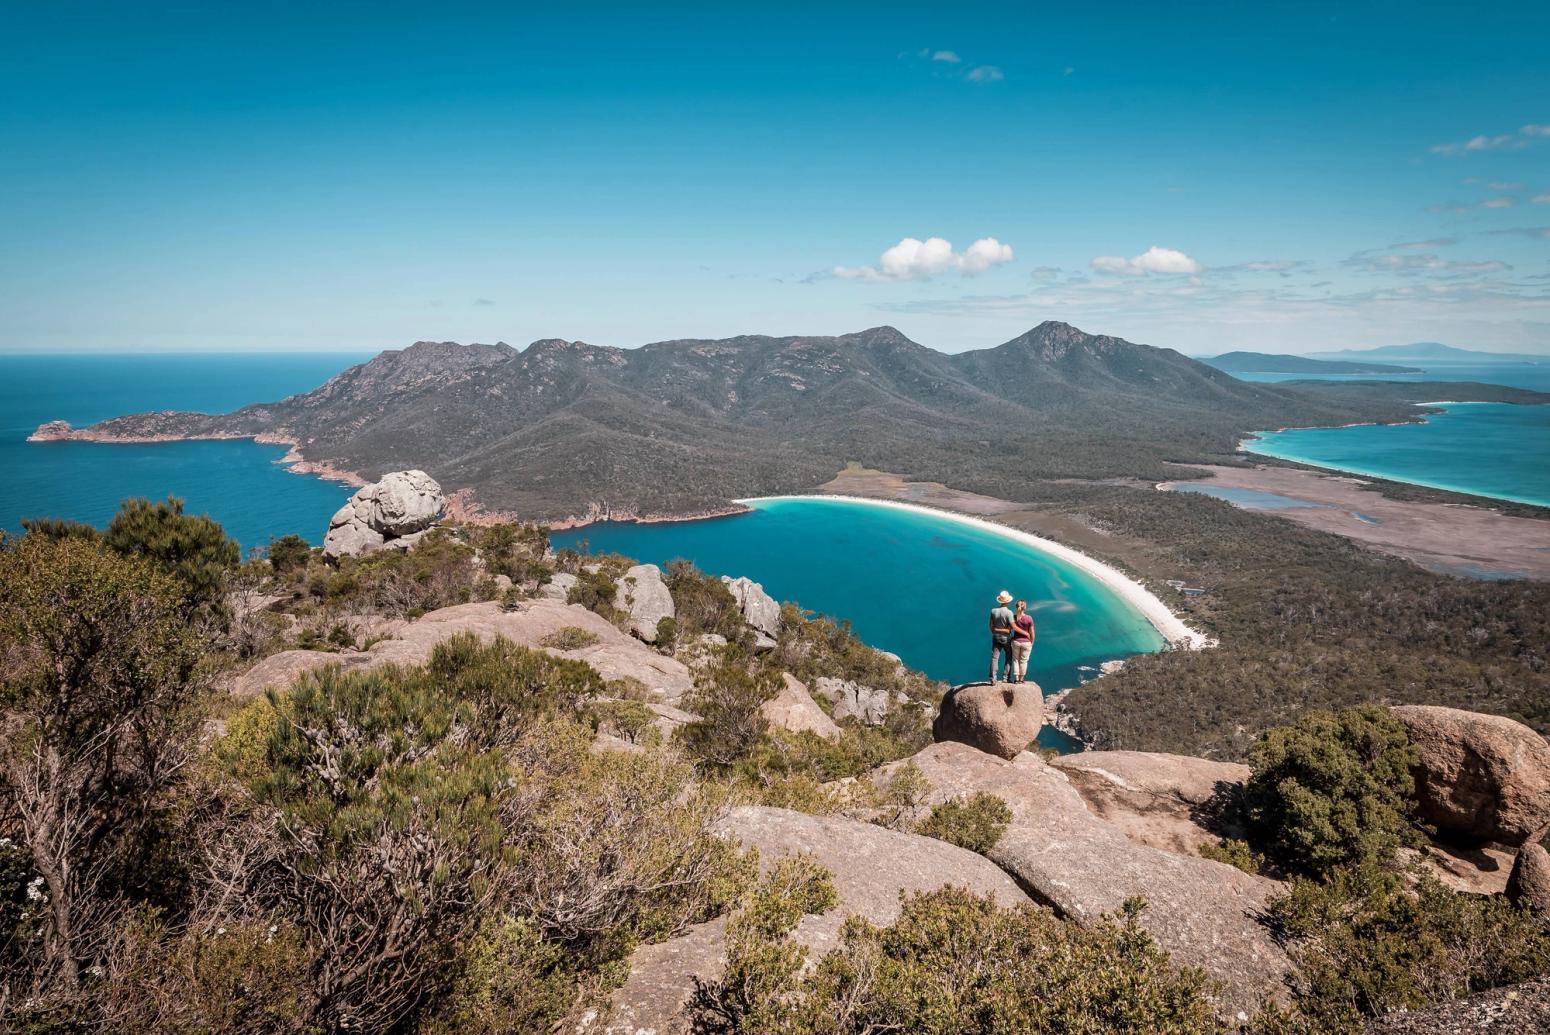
[539,625,603,651]
[915,793,1012,854]
[568,568,621,621]
[103,496,240,615]
[1264,863,1550,1031]
[1199,838,1260,874]
[588,699,657,744]
[678,652,782,768]
[693,879,1216,1035]
[664,560,746,642]
[263,534,313,576]
[1241,705,1422,878]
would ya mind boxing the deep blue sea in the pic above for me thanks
[0,353,370,551]
[554,497,1165,721]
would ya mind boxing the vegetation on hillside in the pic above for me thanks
[1055,486,1550,758]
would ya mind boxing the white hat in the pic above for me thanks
[996,590,1013,604]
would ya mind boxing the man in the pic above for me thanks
[988,589,1016,683]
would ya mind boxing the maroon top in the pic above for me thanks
[1012,614,1034,642]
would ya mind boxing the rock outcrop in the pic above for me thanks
[1507,842,1550,914]
[323,470,445,559]
[536,572,577,601]
[720,575,782,639]
[932,680,1044,759]
[762,674,841,740]
[885,742,1291,1022]
[227,599,697,705]
[1365,975,1550,1034]
[599,806,1030,1035]
[815,677,895,726]
[619,563,675,643]
[1392,705,1550,845]
[1050,750,1249,856]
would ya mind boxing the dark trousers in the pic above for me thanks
[989,639,1012,681]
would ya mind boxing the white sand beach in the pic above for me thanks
[739,494,1213,650]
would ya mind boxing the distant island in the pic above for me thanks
[1308,341,1543,364]
[1202,351,1421,375]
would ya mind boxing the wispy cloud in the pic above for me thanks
[1431,122,1549,156]
[1487,226,1550,239]
[1534,193,1550,205]
[1480,196,1518,209]
[931,50,961,63]
[1343,250,1511,276]
[1392,238,1457,249]
[966,65,1004,82]
[833,236,1015,281]
[473,298,496,306]
[1092,246,1201,276]
[1214,259,1309,276]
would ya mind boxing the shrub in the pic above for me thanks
[678,653,782,768]
[1241,705,1422,878]
[103,496,240,616]
[263,534,313,576]
[420,915,576,1035]
[870,759,932,830]
[0,535,204,994]
[568,568,621,621]
[664,560,746,642]
[588,699,657,744]
[1199,838,1261,874]
[656,615,679,651]
[1265,863,1550,1031]
[539,626,603,651]
[915,793,1011,854]
[693,880,1216,1035]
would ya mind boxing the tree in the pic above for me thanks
[103,496,240,614]
[0,535,204,994]
[1241,705,1422,878]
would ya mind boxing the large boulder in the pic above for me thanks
[882,742,1292,1022]
[815,677,895,726]
[323,470,445,559]
[720,575,782,638]
[762,674,841,740]
[1050,751,1249,856]
[932,680,1043,760]
[226,599,697,706]
[536,571,578,601]
[1392,705,1550,845]
[598,807,1030,1035]
[1507,842,1550,914]
[619,563,675,643]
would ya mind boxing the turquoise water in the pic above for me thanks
[0,353,371,551]
[553,498,1166,706]
[1244,403,1550,508]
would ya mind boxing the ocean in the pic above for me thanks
[1243,402,1550,509]
[1231,359,1550,392]
[0,353,370,551]
[552,497,1165,721]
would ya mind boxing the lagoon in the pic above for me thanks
[553,496,1168,704]
[1243,402,1550,508]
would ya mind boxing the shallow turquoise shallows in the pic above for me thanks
[553,497,1167,730]
[1244,403,1550,508]
[0,353,370,551]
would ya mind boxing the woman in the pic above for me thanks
[1009,599,1035,684]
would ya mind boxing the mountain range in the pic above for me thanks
[1202,352,1420,375]
[1308,342,1543,363]
[32,321,1454,521]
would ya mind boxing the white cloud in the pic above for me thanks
[1488,181,1524,190]
[1480,196,1518,208]
[966,65,1004,82]
[1091,246,1202,276]
[1432,123,1550,155]
[931,50,961,63]
[1534,193,1550,205]
[834,236,1015,281]
[1432,134,1516,155]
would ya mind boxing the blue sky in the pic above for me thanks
[2,1,1547,355]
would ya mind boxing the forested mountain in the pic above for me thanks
[36,321,1446,520]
